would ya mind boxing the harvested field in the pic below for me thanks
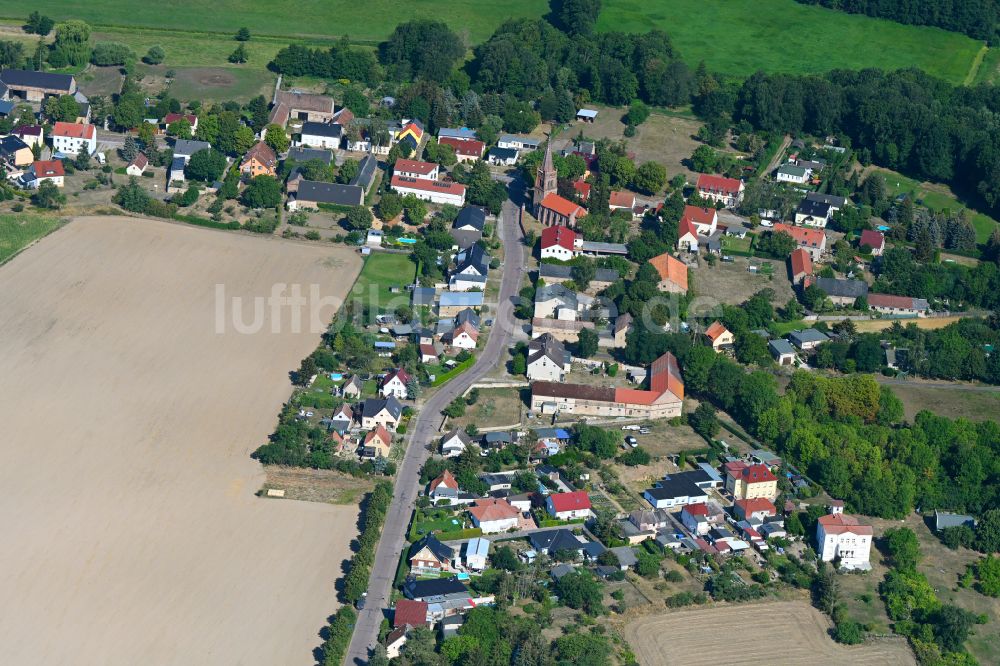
[852,315,965,333]
[881,381,1000,422]
[0,216,363,665]
[624,601,915,665]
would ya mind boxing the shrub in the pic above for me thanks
[91,41,134,66]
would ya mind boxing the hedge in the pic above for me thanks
[319,606,356,666]
[171,212,241,230]
[431,356,475,387]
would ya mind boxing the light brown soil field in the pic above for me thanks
[624,601,914,665]
[0,216,363,665]
[852,315,965,333]
[262,467,376,505]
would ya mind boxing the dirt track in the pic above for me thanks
[0,217,362,665]
[624,601,914,665]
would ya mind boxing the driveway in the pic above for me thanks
[344,185,526,665]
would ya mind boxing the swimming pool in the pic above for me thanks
[330,373,343,381]
[877,225,890,232]
[398,237,417,245]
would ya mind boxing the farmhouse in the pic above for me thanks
[51,122,96,157]
[239,142,277,178]
[526,333,571,382]
[859,229,886,255]
[21,160,64,189]
[648,253,688,294]
[867,293,929,317]
[773,223,826,260]
[811,276,868,306]
[696,174,744,207]
[391,176,466,206]
[125,153,148,176]
[546,491,592,520]
[817,503,872,570]
[531,351,683,419]
[0,69,76,101]
[789,248,813,284]
[299,122,342,150]
[287,180,364,210]
[468,499,521,534]
[273,90,336,123]
[439,136,485,162]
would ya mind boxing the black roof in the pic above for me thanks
[455,243,489,275]
[455,308,480,329]
[813,277,869,299]
[453,206,486,232]
[646,475,706,500]
[530,529,584,553]
[537,263,618,283]
[0,69,74,92]
[805,191,847,208]
[0,135,28,156]
[297,180,364,206]
[797,199,831,218]
[488,147,518,160]
[286,147,332,164]
[301,121,342,138]
[361,396,402,420]
[408,533,455,562]
[349,154,378,190]
[404,577,469,600]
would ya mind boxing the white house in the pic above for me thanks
[394,158,439,181]
[526,333,570,382]
[390,175,466,206]
[440,429,472,458]
[51,121,96,156]
[816,503,872,570]
[776,163,811,184]
[546,491,592,520]
[497,134,541,151]
[22,160,64,189]
[125,153,148,176]
[442,321,478,349]
[468,499,521,534]
[643,473,709,510]
[299,121,342,150]
[464,537,490,571]
[540,225,577,261]
[380,368,411,399]
[487,147,518,166]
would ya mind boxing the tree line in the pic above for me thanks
[794,0,1000,42]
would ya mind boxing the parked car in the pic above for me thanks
[759,220,774,227]
[622,425,640,431]
[638,428,651,434]
[625,436,638,447]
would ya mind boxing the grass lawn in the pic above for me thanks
[0,214,62,265]
[598,0,981,82]
[352,252,417,313]
[720,235,752,255]
[880,381,1000,422]
[874,167,999,244]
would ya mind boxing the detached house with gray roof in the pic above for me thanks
[527,333,571,382]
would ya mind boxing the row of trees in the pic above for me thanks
[794,0,1000,42]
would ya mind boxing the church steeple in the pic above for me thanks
[533,137,557,212]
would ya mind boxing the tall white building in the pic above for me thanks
[816,502,872,570]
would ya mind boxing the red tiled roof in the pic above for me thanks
[818,513,873,536]
[430,469,458,492]
[242,141,277,169]
[705,321,729,342]
[648,351,684,400]
[52,121,95,139]
[382,368,412,388]
[364,425,392,448]
[790,248,812,276]
[867,293,923,310]
[609,190,635,208]
[13,125,42,137]
[683,503,709,516]
[163,113,197,125]
[391,175,466,196]
[859,229,885,250]
[32,160,64,178]
[469,498,520,522]
[419,343,438,357]
[394,159,438,176]
[773,223,825,250]
[448,321,479,341]
[735,498,776,517]
[539,193,587,219]
[549,490,591,513]
[573,180,591,200]
[682,205,716,227]
[439,136,485,157]
[728,463,776,484]
[678,216,698,240]
[648,253,688,290]
[541,225,577,251]
[697,173,742,195]
[394,600,429,628]
[128,153,148,169]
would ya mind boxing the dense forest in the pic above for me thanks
[795,0,1000,42]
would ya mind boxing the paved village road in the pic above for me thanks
[344,192,525,665]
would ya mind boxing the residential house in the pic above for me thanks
[341,375,363,399]
[408,533,456,576]
[286,146,333,166]
[403,577,470,603]
[0,135,32,168]
[805,191,847,211]
[171,139,211,162]
[817,503,872,570]
[22,160,64,189]
[239,141,277,178]
[273,90,336,123]
[573,179,591,201]
[533,283,584,321]
[613,313,633,348]
[439,292,483,318]
[648,253,689,294]
[677,216,699,253]
[773,223,826,260]
[794,199,832,228]
[812,276,868,307]
[540,225,577,261]
[442,321,478,349]
[359,396,403,430]
[531,351,684,420]
[394,158,439,180]
[609,190,636,212]
[530,529,586,557]
[12,125,43,149]
[643,472,710,510]
[681,503,713,535]
[330,404,354,433]
[769,339,797,365]
[162,113,198,133]
[468,498,521,534]
[734,498,777,522]
[724,462,778,501]
[380,368,411,399]
[385,626,411,659]
[529,317,595,344]
[487,147,517,166]
[629,509,669,533]
[51,121,96,157]
[497,135,541,151]
[449,243,489,291]
[609,546,639,570]
[393,599,430,628]
[859,229,885,256]
[451,206,486,249]
[395,120,424,152]
[868,293,929,317]
[440,136,485,162]
[391,175,466,206]
[168,156,186,185]
[538,263,618,291]
[0,69,76,101]
[546,490,592,520]
[682,205,719,235]
[776,163,811,184]
[125,153,148,176]
[464,537,490,571]
[287,180,364,210]
[789,248,813,284]
[361,425,392,459]
[704,321,734,351]
[788,328,830,351]
[440,429,472,458]
[526,333,571,382]
[696,173,744,207]
[298,121,342,150]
